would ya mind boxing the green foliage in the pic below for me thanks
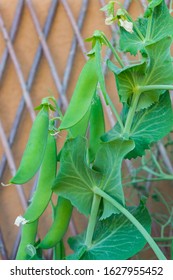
[144,0,163,17]
[101,91,173,158]
[68,201,151,260]
[119,0,173,55]
[108,37,173,110]
[52,136,134,219]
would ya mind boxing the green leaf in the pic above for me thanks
[144,0,163,17]
[52,137,100,216]
[52,136,134,218]
[101,91,173,158]
[93,138,135,219]
[66,245,87,260]
[68,201,151,260]
[100,1,115,16]
[25,244,43,260]
[108,36,173,110]
[108,59,146,106]
[120,0,173,55]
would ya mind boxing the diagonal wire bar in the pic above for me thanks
[0,13,35,121]
[60,0,87,58]
[157,141,173,174]
[25,0,68,110]
[0,120,27,210]
[0,0,59,179]
[140,0,147,10]
[0,0,24,82]
[61,0,88,97]
[0,228,8,260]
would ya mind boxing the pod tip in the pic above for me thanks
[1,182,11,187]
[14,215,29,227]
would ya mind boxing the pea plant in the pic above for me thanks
[6,0,173,260]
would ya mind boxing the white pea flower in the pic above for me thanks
[119,19,133,33]
[105,15,115,25]
[14,215,29,227]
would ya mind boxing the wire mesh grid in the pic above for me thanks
[0,0,172,260]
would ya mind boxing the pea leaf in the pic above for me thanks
[94,138,134,219]
[52,136,134,218]
[101,91,173,159]
[52,137,100,216]
[144,0,163,17]
[108,36,173,110]
[68,200,151,260]
[119,0,173,55]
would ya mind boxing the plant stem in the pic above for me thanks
[94,187,167,260]
[53,240,65,260]
[106,94,124,130]
[123,93,140,134]
[154,188,172,215]
[142,166,162,177]
[154,237,173,242]
[145,14,153,42]
[85,194,101,248]
[95,39,124,130]
[138,85,173,92]
[123,175,173,187]
[150,152,165,175]
[101,33,125,68]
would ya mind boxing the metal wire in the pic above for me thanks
[0,0,24,82]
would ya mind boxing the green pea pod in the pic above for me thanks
[59,56,98,130]
[69,108,90,138]
[89,92,105,163]
[95,40,109,104]
[23,133,57,222]
[16,220,38,260]
[38,197,73,249]
[10,106,49,184]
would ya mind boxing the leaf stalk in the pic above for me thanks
[123,93,140,135]
[94,187,167,260]
[85,194,101,248]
